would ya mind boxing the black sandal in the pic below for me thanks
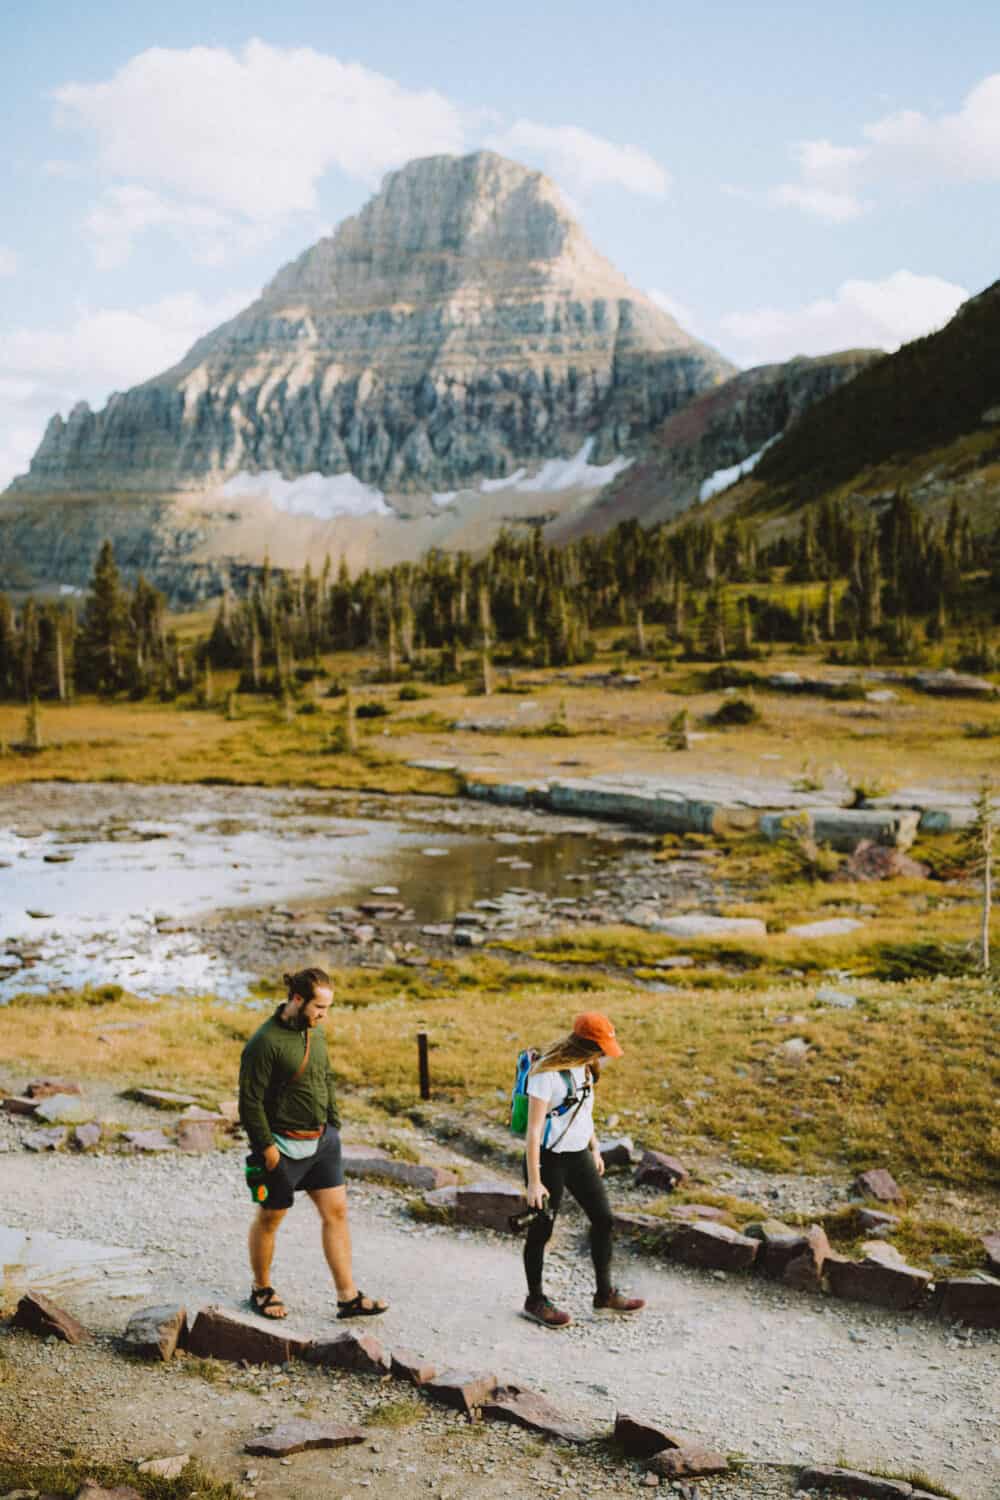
[336,1290,388,1319]
[249,1285,288,1319]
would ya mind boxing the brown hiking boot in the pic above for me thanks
[523,1294,572,1328]
[593,1288,645,1313]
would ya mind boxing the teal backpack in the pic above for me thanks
[510,1048,588,1147]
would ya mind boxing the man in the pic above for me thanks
[239,965,387,1320]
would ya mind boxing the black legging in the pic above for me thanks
[523,1146,613,1298]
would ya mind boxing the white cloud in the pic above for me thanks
[0,246,17,276]
[0,288,251,488]
[772,72,1000,219]
[648,288,697,332]
[84,186,235,270]
[719,270,969,364]
[487,121,670,198]
[53,39,465,264]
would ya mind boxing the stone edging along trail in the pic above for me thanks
[6,1290,955,1499]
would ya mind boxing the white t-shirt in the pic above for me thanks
[526,1065,594,1153]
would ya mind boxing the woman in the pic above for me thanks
[522,1010,645,1328]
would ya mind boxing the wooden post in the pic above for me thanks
[417,1031,430,1100]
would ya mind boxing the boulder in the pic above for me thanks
[844,841,929,882]
[32,1094,88,1124]
[421,1184,459,1217]
[453,1183,527,1232]
[744,1220,815,1278]
[13,1290,89,1344]
[187,1306,312,1365]
[914,669,997,698]
[25,1078,82,1099]
[611,1211,672,1245]
[634,1150,688,1190]
[667,1221,759,1272]
[24,1127,67,1152]
[125,1087,199,1109]
[123,1304,188,1361]
[599,1137,635,1170]
[666,1204,729,1223]
[390,1348,438,1385]
[781,1225,831,1291]
[306,1331,390,1374]
[136,1457,190,1479]
[343,1151,458,1190]
[121,1129,173,1153]
[2,1096,39,1116]
[826,1248,930,1310]
[856,1208,899,1233]
[482,1386,594,1444]
[983,1232,1000,1275]
[424,1370,499,1417]
[853,1168,904,1204]
[798,1465,917,1498]
[75,1485,143,1500]
[175,1120,219,1153]
[453,928,485,948]
[934,1275,1000,1330]
[614,1412,683,1458]
[244,1421,366,1457]
[815,986,858,1009]
[786,918,863,939]
[645,914,766,939]
[647,1446,729,1478]
[72,1123,102,1151]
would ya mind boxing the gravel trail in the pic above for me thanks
[3,1149,996,1499]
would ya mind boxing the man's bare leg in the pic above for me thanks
[308,1185,355,1300]
[248,1206,288,1314]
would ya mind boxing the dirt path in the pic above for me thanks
[3,1150,997,1499]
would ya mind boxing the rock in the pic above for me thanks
[216,1098,240,1122]
[844,841,929,881]
[934,1274,1000,1329]
[857,1208,899,1232]
[175,1120,219,1153]
[24,1078,82,1099]
[24,1127,67,1152]
[71,1123,102,1151]
[614,1413,683,1459]
[187,1306,312,1364]
[482,1386,595,1444]
[667,1221,759,1272]
[75,1485,143,1500]
[390,1348,438,1385]
[13,1290,89,1344]
[853,1168,904,1203]
[785,917,863,939]
[421,1184,459,1217]
[123,1304,188,1361]
[815,985,858,1008]
[121,1129,173,1152]
[136,1456,190,1479]
[982,1232,1000,1275]
[3,1096,40,1117]
[611,1211,672,1245]
[743,1219,818,1278]
[634,1149,688,1190]
[453,1183,527,1232]
[599,1137,635,1170]
[666,1204,729,1223]
[781,1226,831,1291]
[647,1446,729,1478]
[453,928,486,947]
[342,1151,458,1191]
[306,1331,391,1374]
[914,669,997,698]
[125,1087,199,1109]
[646,914,766,939]
[797,1465,917,1498]
[244,1421,366,1458]
[778,1037,811,1063]
[826,1249,930,1310]
[32,1093,89,1124]
[358,900,405,917]
[424,1370,499,1417]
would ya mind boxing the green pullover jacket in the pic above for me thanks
[238,1006,341,1154]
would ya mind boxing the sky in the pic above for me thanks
[2,0,999,488]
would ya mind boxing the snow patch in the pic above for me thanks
[699,437,780,502]
[221,469,391,518]
[483,439,631,494]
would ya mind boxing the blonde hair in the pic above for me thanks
[529,1032,602,1086]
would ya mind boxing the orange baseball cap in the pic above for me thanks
[572,1011,623,1057]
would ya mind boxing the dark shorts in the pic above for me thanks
[250,1126,344,1210]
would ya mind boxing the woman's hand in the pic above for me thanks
[591,1142,605,1177]
[525,1179,550,1211]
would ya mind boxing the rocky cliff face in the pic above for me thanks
[552,351,882,539]
[12,151,733,499]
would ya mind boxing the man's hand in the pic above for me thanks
[263,1144,281,1172]
[592,1143,605,1177]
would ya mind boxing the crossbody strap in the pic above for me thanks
[282,1028,311,1095]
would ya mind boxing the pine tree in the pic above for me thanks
[79,540,127,694]
[962,778,996,974]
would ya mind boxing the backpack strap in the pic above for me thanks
[544,1069,591,1151]
[281,1029,311,1094]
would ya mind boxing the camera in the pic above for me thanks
[508,1205,551,1233]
